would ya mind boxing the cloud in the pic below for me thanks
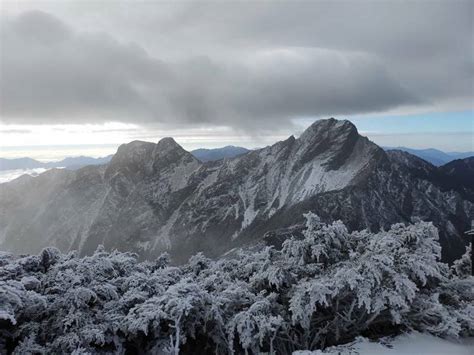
[1,11,169,124]
[0,128,31,134]
[0,2,472,132]
[0,168,50,184]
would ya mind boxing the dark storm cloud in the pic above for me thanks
[0,11,170,123]
[0,1,472,131]
[170,1,473,106]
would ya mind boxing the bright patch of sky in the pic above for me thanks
[0,122,288,160]
[351,111,473,151]
[350,111,473,135]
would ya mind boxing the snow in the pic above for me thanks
[242,198,258,229]
[293,332,474,355]
[197,169,219,191]
[239,185,259,229]
[167,160,201,191]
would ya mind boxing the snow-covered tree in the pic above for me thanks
[1,215,472,354]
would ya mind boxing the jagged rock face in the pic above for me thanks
[0,119,471,263]
[255,151,472,262]
[438,157,474,201]
[166,119,386,260]
[82,138,202,255]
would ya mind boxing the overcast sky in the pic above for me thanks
[0,0,473,158]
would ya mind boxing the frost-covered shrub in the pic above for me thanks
[0,215,472,354]
[452,245,472,278]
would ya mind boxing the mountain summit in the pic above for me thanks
[0,118,471,262]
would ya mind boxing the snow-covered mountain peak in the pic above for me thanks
[104,137,200,180]
[152,137,200,172]
[153,137,188,158]
[104,140,156,178]
[109,140,155,162]
[156,137,180,151]
[290,117,375,174]
[298,118,357,143]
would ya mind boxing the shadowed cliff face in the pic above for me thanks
[0,118,471,263]
[438,157,474,201]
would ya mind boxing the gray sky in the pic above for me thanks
[0,0,473,155]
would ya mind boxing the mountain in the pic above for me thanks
[0,145,249,173]
[438,157,474,200]
[191,146,250,162]
[0,155,113,171]
[6,144,470,172]
[0,118,472,263]
[45,155,113,169]
[0,146,248,184]
[383,147,474,166]
[0,157,45,170]
[440,157,474,187]
[446,151,474,160]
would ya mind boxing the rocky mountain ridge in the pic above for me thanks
[191,146,250,162]
[383,146,474,166]
[1,118,472,262]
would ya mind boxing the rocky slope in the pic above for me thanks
[262,151,472,261]
[438,157,474,201]
[0,118,472,262]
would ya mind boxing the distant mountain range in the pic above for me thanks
[2,145,471,172]
[382,147,473,166]
[1,118,472,264]
[0,155,113,171]
[0,147,250,173]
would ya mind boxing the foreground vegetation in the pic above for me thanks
[1,214,472,354]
